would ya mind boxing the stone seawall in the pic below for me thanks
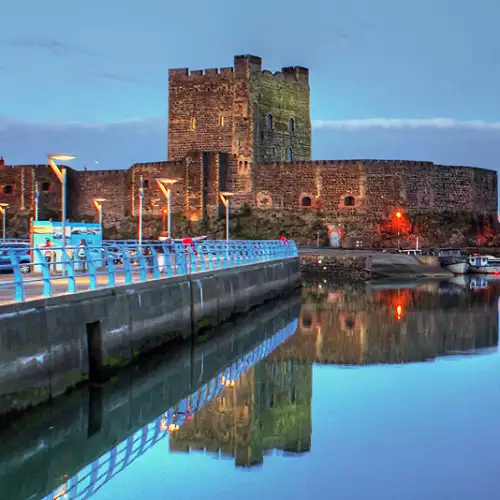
[0,258,301,418]
[0,296,301,500]
[300,255,372,281]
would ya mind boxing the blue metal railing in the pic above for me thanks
[42,317,298,500]
[0,240,298,303]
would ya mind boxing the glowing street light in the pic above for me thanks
[34,182,40,221]
[219,192,234,241]
[138,176,144,246]
[395,210,403,251]
[47,154,77,251]
[93,198,106,237]
[156,178,178,239]
[0,203,8,241]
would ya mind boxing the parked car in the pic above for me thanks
[0,243,31,274]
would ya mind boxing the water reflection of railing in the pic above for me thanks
[43,318,298,500]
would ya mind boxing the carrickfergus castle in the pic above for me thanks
[0,55,497,244]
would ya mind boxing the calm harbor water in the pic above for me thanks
[1,277,500,500]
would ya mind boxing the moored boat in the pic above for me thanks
[430,248,470,274]
[469,255,500,274]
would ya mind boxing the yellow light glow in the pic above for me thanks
[395,211,402,218]
[157,178,178,186]
[48,154,77,161]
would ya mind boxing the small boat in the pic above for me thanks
[469,255,500,274]
[431,248,470,274]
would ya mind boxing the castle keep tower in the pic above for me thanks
[168,55,312,164]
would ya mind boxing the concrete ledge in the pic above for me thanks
[0,257,301,417]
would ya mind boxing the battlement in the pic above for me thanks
[256,159,437,167]
[169,55,309,84]
[169,66,236,80]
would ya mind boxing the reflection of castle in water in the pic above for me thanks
[275,283,499,365]
[170,360,312,467]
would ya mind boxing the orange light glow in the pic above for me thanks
[160,418,168,431]
[221,375,235,387]
[395,211,402,219]
[396,304,403,320]
[168,423,179,432]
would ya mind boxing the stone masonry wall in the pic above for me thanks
[252,160,497,216]
[250,67,311,164]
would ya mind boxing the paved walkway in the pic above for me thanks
[0,269,163,305]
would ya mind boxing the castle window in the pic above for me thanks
[289,387,296,404]
[41,182,51,192]
[239,160,243,170]
[300,196,312,207]
[301,313,313,329]
[143,179,149,189]
[287,148,293,161]
[266,113,273,129]
[272,147,276,158]
[190,118,196,130]
[219,116,225,126]
[260,131,264,141]
[289,118,295,134]
[344,196,355,207]
[244,161,248,170]
[3,185,13,195]
[242,102,248,118]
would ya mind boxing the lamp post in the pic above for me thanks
[34,182,40,221]
[0,203,8,241]
[93,198,106,238]
[156,178,178,240]
[47,154,77,251]
[138,176,144,245]
[219,192,234,241]
[395,210,402,251]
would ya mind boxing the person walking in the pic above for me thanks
[78,239,87,272]
[41,238,56,273]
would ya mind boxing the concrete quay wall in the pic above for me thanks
[0,258,301,418]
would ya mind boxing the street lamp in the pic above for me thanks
[219,192,234,241]
[395,210,402,251]
[48,154,77,251]
[156,178,178,239]
[138,176,144,245]
[34,182,40,221]
[93,198,106,238]
[0,203,8,241]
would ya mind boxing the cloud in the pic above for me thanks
[312,118,500,132]
[84,71,149,86]
[4,38,92,57]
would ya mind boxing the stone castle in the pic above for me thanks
[0,54,497,242]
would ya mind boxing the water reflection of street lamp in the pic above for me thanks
[395,211,402,251]
[93,198,106,237]
[0,203,8,241]
[219,192,234,241]
[156,178,178,239]
[48,154,77,250]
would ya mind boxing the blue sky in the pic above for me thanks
[0,0,499,170]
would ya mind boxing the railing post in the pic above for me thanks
[34,249,52,297]
[8,250,24,302]
[102,246,116,287]
[160,243,173,277]
[135,244,147,282]
[121,245,133,285]
[62,247,76,293]
[173,243,186,275]
[149,245,160,279]
[83,247,97,291]
[204,243,215,271]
